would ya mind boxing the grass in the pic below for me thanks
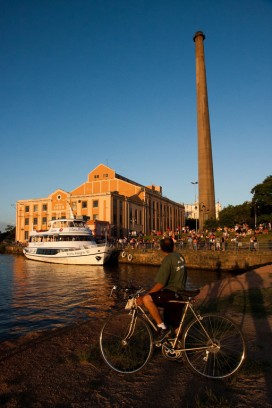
[193,387,231,408]
[77,342,102,365]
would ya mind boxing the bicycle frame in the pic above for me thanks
[167,299,219,353]
[102,286,246,377]
[129,298,217,354]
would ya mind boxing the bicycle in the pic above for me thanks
[99,284,246,378]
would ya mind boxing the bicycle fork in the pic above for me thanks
[121,310,137,346]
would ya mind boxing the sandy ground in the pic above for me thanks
[0,264,272,408]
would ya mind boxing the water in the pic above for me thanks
[0,254,232,342]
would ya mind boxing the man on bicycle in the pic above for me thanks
[137,237,187,342]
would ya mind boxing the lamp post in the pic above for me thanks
[191,181,198,203]
[253,202,259,229]
[194,205,198,232]
[191,181,198,232]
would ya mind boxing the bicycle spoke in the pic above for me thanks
[100,312,153,373]
[182,314,246,379]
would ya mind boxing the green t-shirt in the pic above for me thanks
[155,252,187,292]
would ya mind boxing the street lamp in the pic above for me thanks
[252,202,259,229]
[191,181,198,232]
[191,181,198,203]
[194,205,198,232]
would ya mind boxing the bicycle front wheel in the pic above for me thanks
[182,314,246,379]
[100,311,154,373]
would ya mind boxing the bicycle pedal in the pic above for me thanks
[154,338,170,348]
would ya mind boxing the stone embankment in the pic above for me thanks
[3,244,272,271]
[118,248,272,271]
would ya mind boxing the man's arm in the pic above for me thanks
[148,282,164,293]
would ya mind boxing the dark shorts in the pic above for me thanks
[150,289,184,329]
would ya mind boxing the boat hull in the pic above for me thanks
[23,246,113,265]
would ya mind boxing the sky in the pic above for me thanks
[0,0,271,230]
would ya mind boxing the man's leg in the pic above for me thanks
[164,302,184,335]
[142,294,163,325]
[143,293,171,342]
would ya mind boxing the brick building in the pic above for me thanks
[16,164,185,242]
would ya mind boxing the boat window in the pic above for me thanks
[55,235,94,242]
[36,248,59,255]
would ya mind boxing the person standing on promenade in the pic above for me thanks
[137,237,187,342]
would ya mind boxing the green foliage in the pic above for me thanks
[0,226,15,243]
[5,224,15,232]
[207,175,272,229]
[219,202,253,228]
[203,218,219,230]
[251,175,272,208]
[251,175,272,224]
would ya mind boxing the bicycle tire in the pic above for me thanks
[100,311,154,373]
[182,314,246,379]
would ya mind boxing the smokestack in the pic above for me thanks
[193,31,216,230]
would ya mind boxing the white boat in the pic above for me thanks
[23,218,114,265]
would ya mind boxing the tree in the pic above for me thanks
[251,175,272,224]
[219,202,253,228]
[5,225,15,232]
[0,225,15,243]
[204,218,219,231]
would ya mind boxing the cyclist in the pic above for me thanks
[137,237,187,342]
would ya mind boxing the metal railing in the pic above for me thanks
[175,240,272,252]
[114,240,272,252]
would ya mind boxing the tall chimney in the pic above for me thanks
[193,31,216,230]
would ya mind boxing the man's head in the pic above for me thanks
[160,237,174,253]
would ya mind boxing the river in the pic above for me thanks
[0,254,233,342]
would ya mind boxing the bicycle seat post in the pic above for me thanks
[172,301,190,349]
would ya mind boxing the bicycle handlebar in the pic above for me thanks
[110,284,145,299]
[109,285,200,300]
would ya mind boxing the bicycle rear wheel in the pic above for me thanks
[182,314,246,379]
[100,311,154,373]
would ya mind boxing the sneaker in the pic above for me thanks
[156,327,171,343]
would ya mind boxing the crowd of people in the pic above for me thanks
[114,222,271,252]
